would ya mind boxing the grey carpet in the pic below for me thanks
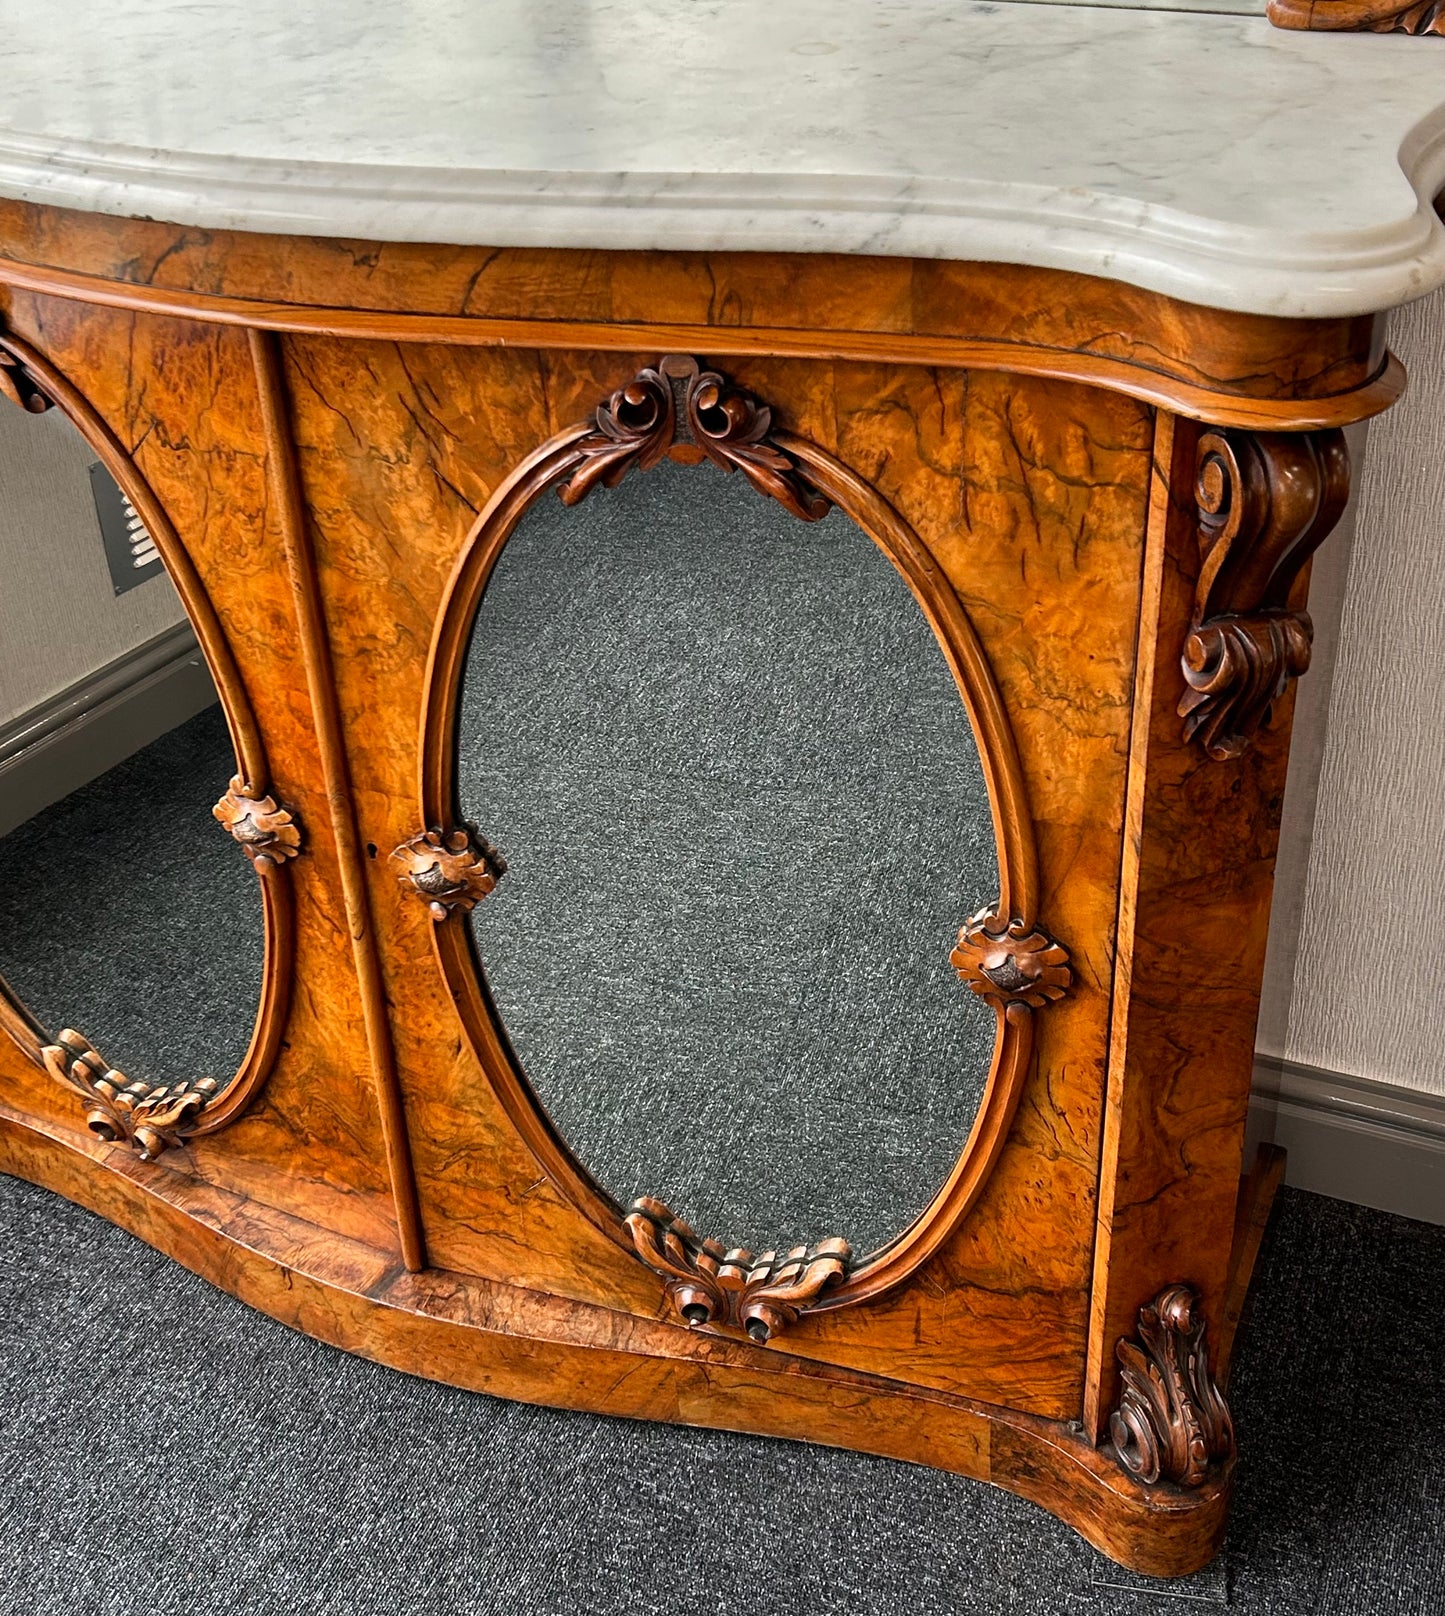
[460,460,997,1255]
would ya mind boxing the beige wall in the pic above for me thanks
[0,400,184,730]
[1260,286,1445,1098]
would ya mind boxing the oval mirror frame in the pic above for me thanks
[0,329,299,1162]
[416,355,1073,1335]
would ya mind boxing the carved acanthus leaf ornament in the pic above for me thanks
[1111,1284,1235,1488]
[559,355,830,522]
[624,1196,852,1344]
[1179,428,1348,761]
[43,1029,219,1162]
[393,827,507,920]
[950,909,1072,1010]
[213,777,302,866]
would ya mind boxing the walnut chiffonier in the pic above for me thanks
[0,0,1441,1578]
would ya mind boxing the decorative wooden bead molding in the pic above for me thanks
[42,1028,219,1162]
[623,1196,852,1344]
[392,827,507,920]
[559,354,831,523]
[1111,1285,1235,1489]
[949,908,1072,1010]
[1178,427,1349,761]
[1267,0,1443,30]
[212,776,302,867]
[0,347,55,413]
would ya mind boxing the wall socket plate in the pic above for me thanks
[91,461,163,595]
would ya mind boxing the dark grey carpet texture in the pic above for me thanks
[2,463,1443,1612]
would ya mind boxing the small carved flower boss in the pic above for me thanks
[949,908,1072,1009]
[393,827,507,920]
[213,776,301,866]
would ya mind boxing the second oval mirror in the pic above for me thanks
[458,450,999,1262]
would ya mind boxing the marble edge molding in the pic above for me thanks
[0,118,1442,319]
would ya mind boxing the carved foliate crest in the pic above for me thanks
[623,1196,851,1344]
[1111,1284,1235,1488]
[393,827,507,920]
[213,777,302,866]
[559,355,830,522]
[950,909,1072,1010]
[43,1029,219,1162]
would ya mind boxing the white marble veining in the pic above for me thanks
[0,0,1441,317]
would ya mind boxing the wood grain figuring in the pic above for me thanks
[1083,411,1308,1442]
[248,327,427,1274]
[0,202,1394,1577]
[0,201,1401,430]
[1268,0,1444,29]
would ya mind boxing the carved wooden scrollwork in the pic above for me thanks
[624,1196,852,1344]
[1111,1284,1235,1489]
[0,348,55,413]
[42,1029,219,1162]
[950,909,1072,1010]
[1179,427,1349,761]
[393,827,507,920]
[1267,0,1443,30]
[213,777,302,866]
[560,354,830,523]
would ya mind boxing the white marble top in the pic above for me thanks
[0,0,1441,318]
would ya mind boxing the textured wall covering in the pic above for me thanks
[1279,288,1445,1096]
[0,401,183,729]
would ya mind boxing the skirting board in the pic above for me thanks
[1249,1056,1445,1228]
[0,621,217,839]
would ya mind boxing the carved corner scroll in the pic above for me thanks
[950,908,1072,1011]
[1179,427,1349,761]
[1111,1285,1235,1488]
[393,827,507,920]
[0,348,55,413]
[1267,0,1443,30]
[559,354,830,523]
[43,1029,219,1162]
[213,777,302,866]
[624,1196,852,1344]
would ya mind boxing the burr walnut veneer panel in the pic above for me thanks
[0,207,1389,1577]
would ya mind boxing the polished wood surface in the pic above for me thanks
[0,205,1383,1576]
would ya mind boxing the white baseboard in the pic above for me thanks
[0,623,218,838]
[1250,1055,1445,1227]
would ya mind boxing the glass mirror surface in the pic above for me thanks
[0,401,262,1090]
[460,459,1000,1257]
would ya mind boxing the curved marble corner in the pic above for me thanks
[0,0,1440,318]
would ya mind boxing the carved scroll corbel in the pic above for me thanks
[559,355,830,523]
[623,1196,852,1344]
[393,827,507,920]
[43,1029,219,1162]
[1111,1284,1235,1488]
[1179,427,1349,761]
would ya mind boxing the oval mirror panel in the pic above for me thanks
[0,393,264,1107]
[459,456,999,1259]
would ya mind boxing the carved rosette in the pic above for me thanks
[1111,1284,1235,1489]
[0,348,55,413]
[393,827,507,920]
[1179,427,1348,761]
[43,1029,218,1162]
[212,776,302,867]
[1267,0,1443,30]
[949,909,1072,1010]
[559,354,830,522]
[624,1196,852,1344]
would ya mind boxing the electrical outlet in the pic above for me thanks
[91,461,163,594]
